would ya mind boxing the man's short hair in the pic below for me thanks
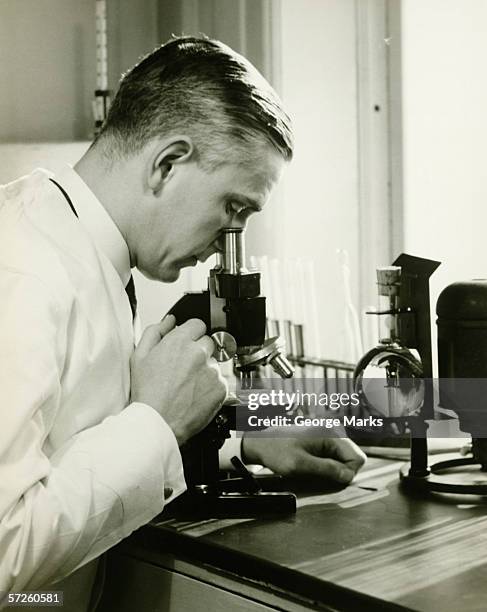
[97,36,293,167]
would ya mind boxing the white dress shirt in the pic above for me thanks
[0,166,187,601]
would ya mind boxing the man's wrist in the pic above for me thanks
[129,400,185,446]
[241,434,261,465]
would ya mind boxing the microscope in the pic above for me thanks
[353,254,439,478]
[354,254,487,495]
[165,228,297,517]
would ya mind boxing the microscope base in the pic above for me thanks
[399,458,487,495]
[165,489,297,519]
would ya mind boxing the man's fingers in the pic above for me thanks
[160,313,177,336]
[296,452,356,484]
[136,318,213,364]
[195,335,215,360]
[325,438,367,473]
[136,315,176,357]
[174,318,207,341]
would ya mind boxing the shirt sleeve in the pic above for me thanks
[0,270,186,592]
[219,431,244,469]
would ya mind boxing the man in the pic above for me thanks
[0,37,365,606]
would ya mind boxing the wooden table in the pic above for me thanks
[100,458,487,611]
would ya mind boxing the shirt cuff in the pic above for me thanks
[126,402,187,505]
[89,401,186,530]
[219,430,243,470]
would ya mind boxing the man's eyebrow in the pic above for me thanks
[226,193,263,211]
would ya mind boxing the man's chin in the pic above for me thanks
[163,271,181,282]
[157,260,194,282]
[139,267,180,283]
[139,258,196,283]
[161,267,182,282]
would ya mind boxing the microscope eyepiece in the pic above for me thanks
[221,227,248,275]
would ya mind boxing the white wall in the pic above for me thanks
[277,0,360,360]
[401,0,487,368]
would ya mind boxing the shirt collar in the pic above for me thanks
[53,164,132,287]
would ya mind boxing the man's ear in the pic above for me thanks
[147,136,194,192]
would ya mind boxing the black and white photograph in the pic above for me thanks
[1,1,487,611]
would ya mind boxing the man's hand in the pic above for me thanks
[242,428,366,484]
[130,315,227,445]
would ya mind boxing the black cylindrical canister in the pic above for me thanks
[437,280,487,435]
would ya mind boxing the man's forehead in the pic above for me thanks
[229,153,283,206]
[235,147,284,184]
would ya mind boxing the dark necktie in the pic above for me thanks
[50,178,137,320]
[125,275,137,320]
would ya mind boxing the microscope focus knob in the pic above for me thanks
[211,331,238,362]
